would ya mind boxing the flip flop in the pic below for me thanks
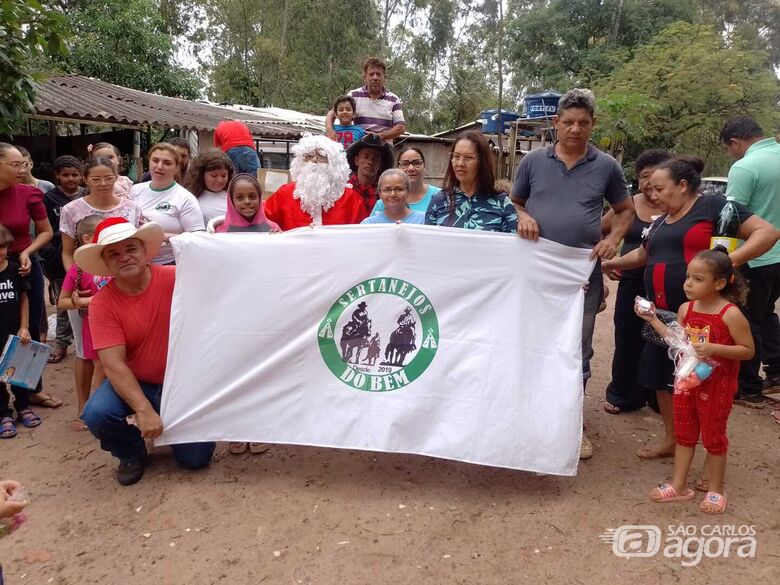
[17,408,41,428]
[229,442,248,454]
[637,447,675,460]
[694,477,709,492]
[249,442,270,454]
[772,409,780,425]
[650,483,695,503]
[700,491,727,515]
[29,394,63,409]
[47,351,66,364]
[71,419,88,432]
[603,402,621,415]
[0,417,17,438]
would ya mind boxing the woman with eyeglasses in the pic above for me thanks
[371,147,440,216]
[425,131,517,232]
[0,142,58,411]
[362,169,425,224]
[60,156,144,272]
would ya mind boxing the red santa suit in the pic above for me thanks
[264,182,368,231]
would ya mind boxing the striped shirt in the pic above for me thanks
[348,86,405,133]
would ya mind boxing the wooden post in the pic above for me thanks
[132,130,142,182]
[508,121,518,181]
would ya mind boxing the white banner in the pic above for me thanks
[159,225,594,476]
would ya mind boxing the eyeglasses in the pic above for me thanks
[86,176,116,184]
[379,186,408,196]
[398,159,423,169]
[0,161,29,170]
[302,152,329,163]
[451,154,477,164]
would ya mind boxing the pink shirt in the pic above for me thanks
[0,183,48,253]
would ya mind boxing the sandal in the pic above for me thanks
[700,491,727,515]
[772,410,780,425]
[47,350,66,364]
[71,419,88,432]
[249,442,270,454]
[1,417,17,439]
[603,402,621,415]
[229,442,248,454]
[694,477,709,492]
[29,394,63,408]
[17,408,41,428]
[637,446,675,460]
[650,482,695,503]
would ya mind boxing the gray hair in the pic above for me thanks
[557,88,596,118]
[378,168,410,190]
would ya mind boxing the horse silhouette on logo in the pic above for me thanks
[340,302,371,364]
[382,307,417,367]
[362,333,381,366]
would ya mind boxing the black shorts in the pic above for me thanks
[638,341,675,392]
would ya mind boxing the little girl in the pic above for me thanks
[90,142,133,197]
[184,149,234,225]
[637,246,754,514]
[209,174,279,234]
[58,215,107,430]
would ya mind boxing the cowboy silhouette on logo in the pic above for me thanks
[382,307,417,367]
[340,302,372,364]
[363,333,381,366]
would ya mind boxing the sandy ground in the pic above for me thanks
[1,280,779,585]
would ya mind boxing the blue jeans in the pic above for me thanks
[12,256,44,395]
[81,378,215,467]
[582,262,604,383]
[226,145,261,175]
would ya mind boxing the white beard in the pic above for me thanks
[293,163,345,217]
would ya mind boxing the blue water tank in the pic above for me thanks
[479,109,521,133]
[523,92,561,118]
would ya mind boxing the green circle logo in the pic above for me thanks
[317,277,439,392]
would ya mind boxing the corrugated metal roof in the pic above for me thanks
[34,75,323,139]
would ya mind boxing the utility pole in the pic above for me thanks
[496,0,505,179]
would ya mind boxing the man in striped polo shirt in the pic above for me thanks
[326,57,406,144]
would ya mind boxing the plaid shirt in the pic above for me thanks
[349,172,378,214]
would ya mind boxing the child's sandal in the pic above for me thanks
[229,442,248,455]
[650,482,695,503]
[1,417,17,438]
[17,408,41,428]
[700,492,727,515]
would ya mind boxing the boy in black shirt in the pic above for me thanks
[0,224,39,438]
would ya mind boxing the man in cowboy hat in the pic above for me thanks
[346,134,394,214]
[264,135,368,230]
[75,218,215,485]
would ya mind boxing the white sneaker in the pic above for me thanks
[579,435,593,460]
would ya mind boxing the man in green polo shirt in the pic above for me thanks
[721,116,780,407]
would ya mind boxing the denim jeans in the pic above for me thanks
[81,378,215,467]
[582,262,604,382]
[226,145,261,175]
[13,257,44,395]
[738,262,780,396]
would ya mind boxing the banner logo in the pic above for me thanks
[318,277,439,391]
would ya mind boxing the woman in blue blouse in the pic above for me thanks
[425,131,517,232]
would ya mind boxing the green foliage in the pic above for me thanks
[0,0,68,136]
[505,0,700,93]
[61,0,202,99]
[204,0,379,111]
[595,22,779,173]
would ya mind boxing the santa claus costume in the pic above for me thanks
[264,135,368,230]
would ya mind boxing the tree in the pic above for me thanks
[505,0,698,93]
[697,0,780,67]
[60,0,202,99]
[595,22,779,174]
[0,0,67,136]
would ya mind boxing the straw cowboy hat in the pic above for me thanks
[74,217,164,276]
[346,133,394,174]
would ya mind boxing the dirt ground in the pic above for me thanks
[1,280,779,585]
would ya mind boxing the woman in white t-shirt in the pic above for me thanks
[130,143,205,264]
[60,156,144,271]
[183,148,235,225]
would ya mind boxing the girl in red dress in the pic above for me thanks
[637,246,754,514]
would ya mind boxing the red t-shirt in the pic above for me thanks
[214,121,255,151]
[0,183,47,253]
[264,182,369,231]
[89,265,175,384]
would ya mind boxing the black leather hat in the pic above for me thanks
[346,133,395,174]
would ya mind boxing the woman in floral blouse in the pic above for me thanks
[425,131,517,232]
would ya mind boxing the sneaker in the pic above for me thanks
[116,458,146,486]
[579,435,593,460]
[734,392,765,409]
[763,375,780,395]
